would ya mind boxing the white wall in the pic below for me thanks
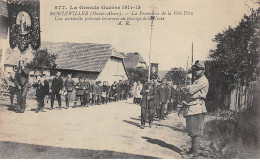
[97,57,128,85]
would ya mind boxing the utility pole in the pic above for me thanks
[191,42,195,83]
[191,42,193,65]
[148,6,155,82]
[185,56,189,87]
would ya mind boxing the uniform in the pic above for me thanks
[158,84,170,120]
[182,60,209,155]
[140,83,157,128]
[51,76,63,109]
[185,75,209,136]
[153,85,160,118]
[14,66,30,113]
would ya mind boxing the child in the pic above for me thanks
[33,76,46,113]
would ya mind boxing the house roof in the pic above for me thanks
[40,42,123,72]
[123,52,146,69]
[4,41,124,73]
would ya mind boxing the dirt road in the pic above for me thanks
[0,98,189,159]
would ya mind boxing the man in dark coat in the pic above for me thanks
[140,81,157,129]
[64,74,75,108]
[33,77,47,113]
[153,79,160,119]
[158,78,170,120]
[50,71,63,110]
[14,60,30,113]
[110,81,117,102]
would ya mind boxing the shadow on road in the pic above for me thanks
[0,141,158,159]
[123,120,140,128]
[153,123,187,133]
[142,136,182,154]
[0,102,19,113]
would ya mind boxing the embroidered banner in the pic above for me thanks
[7,0,40,53]
[150,63,158,80]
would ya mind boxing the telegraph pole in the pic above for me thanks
[185,56,189,86]
[148,6,155,82]
[191,42,193,65]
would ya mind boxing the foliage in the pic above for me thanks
[27,48,57,74]
[206,6,260,112]
[209,7,260,86]
[126,67,148,84]
[165,67,188,86]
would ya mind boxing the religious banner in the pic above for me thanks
[150,63,158,80]
[7,0,40,53]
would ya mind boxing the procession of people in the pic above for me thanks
[4,59,209,156]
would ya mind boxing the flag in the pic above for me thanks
[7,0,40,53]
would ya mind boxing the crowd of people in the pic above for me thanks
[4,65,136,113]
[3,59,209,156]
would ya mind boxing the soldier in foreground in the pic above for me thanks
[14,60,30,113]
[180,60,209,155]
[140,81,157,129]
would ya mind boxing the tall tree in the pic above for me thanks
[27,48,57,74]
[165,67,188,86]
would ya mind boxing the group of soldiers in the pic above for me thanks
[139,77,179,129]
[139,60,209,156]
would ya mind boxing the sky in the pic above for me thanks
[40,0,259,71]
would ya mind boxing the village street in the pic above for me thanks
[0,98,189,159]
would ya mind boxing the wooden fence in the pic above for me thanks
[228,81,259,111]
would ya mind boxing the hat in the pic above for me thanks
[193,60,205,70]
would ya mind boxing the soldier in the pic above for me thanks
[50,71,63,110]
[83,78,91,107]
[73,77,84,107]
[14,60,30,113]
[64,74,75,108]
[152,79,160,119]
[158,78,171,120]
[140,81,157,129]
[181,60,209,155]
[166,79,173,116]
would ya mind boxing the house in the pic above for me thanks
[123,52,147,69]
[41,42,128,84]
[3,41,129,85]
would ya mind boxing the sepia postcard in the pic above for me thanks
[0,0,259,159]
